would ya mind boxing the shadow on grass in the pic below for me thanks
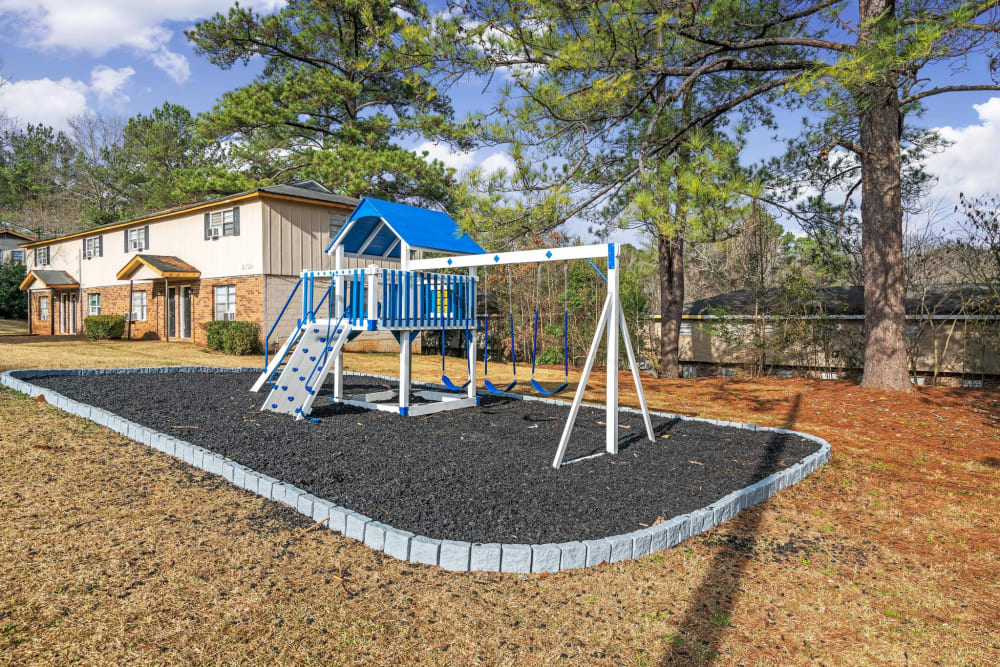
[661,393,803,664]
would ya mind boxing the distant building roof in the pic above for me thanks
[0,222,35,241]
[683,284,999,317]
[327,197,485,259]
[20,182,359,249]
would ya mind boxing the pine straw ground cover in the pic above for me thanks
[0,341,998,663]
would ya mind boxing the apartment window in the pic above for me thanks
[127,227,147,251]
[679,322,693,336]
[10,250,23,263]
[214,285,236,320]
[329,210,348,236]
[88,293,101,316]
[83,236,102,259]
[205,208,239,239]
[39,296,49,321]
[35,246,49,266]
[131,291,147,321]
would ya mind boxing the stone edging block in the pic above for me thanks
[1,366,832,574]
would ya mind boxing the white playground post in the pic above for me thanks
[467,267,478,401]
[606,244,619,454]
[399,240,412,414]
[334,244,345,400]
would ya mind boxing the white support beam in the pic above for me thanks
[408,243,613,271]
[333,244,345,400]
[467,268,477,400]
[618,301,655,442]
[406,396,478,417]
[356,220,386,256]
[552,293,611,469]
[606,246,619,454]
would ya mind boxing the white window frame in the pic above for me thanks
[88,293,101,316]
[209,209,236,238]
[128,228,147,251]
[11,250,23,263]
[36,246,49,265]
[131,291,147,322]
[214,285,236,321]
[84,236,100,259]
[679,322,693,336]
[39,296,49,321]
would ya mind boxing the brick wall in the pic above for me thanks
[192,275,264,346]
[77,275,264,345]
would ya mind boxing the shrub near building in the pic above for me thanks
[205,320,259,355]
[84,315,126,340]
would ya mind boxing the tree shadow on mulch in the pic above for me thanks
[660,393,803,664]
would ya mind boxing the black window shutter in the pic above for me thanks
[204,213,211,240]
[144,225,150,249]
[124,229,129,253]
[98,235,103,257]
[83,238,87,260]
[232,207,240,236]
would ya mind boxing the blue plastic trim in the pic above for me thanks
[608,243,615,270]
[586,258,607,282]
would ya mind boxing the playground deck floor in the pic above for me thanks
[32,371,820,543]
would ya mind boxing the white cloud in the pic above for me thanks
[149,48,190,85]
[414,141,514,175]
[0,76,88,130]
[0,65,137,130]
[0,0,285,83]
[89,65,134,103]
[925,97,1000,201]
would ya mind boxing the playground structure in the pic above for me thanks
[252,197,653,468]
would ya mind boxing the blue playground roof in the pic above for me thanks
[326,197,485,259]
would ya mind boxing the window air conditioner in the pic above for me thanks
[210,228,222,239]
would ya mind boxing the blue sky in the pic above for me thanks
[1,0,998,241]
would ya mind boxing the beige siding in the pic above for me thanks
[262,199,402,276]
[25,200,266,287]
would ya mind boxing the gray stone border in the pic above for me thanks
[2,366,831,573]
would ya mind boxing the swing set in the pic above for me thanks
[254,196,653,469]
[477,264,570,396]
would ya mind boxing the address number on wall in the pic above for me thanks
[241,263,254,271]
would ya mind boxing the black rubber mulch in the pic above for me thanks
[34,371,821,543]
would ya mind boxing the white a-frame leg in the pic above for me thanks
[551,294,654,469]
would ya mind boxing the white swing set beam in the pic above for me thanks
[404,242,654,469]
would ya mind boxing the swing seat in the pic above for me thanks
[484,378,517,394]
[530,377,569,396]
[441,375,470,391]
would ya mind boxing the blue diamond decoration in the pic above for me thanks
[494,255,500,262]
[447,258,453,265]
[546,250,553,258]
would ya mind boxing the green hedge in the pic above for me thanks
[83,314,125,340]
[205,320,259,355]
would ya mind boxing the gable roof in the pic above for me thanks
[684,284,1000,317]
[116,255,200,280]
[19,270,78,291]
[326,197,485,259]
[0,222,35,241]
[19,183,360,249]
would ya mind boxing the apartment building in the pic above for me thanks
[17,181,405,350]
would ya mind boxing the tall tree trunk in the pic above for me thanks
[857,0,912,392]
[658,233,684,378]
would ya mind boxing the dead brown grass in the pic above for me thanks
[1,342,998,664]
[0,318,28,336]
